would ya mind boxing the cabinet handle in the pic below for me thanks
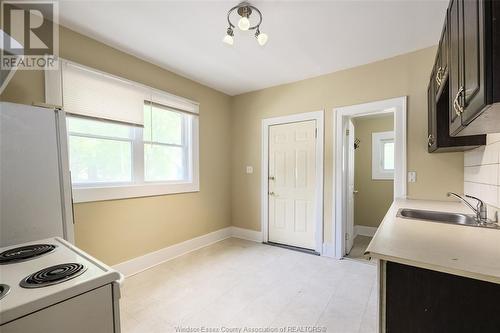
[453,86,465,115]
[428,134,435,147]
[435,68,442,86]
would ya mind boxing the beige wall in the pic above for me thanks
[1,26,233,265]
[353,115,394,228]
[231,46,464,243]
[2,25,467,261]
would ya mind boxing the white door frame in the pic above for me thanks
[261,110,324,254]
[333,97,407,259]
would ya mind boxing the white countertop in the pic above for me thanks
[366,198,500,284]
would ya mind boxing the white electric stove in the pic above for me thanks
[0,237,123,333]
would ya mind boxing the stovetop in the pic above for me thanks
[0,237,123,325]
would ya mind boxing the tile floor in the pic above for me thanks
[120,238,378,333]
[346,236,373,262]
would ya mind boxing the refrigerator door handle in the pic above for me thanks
[69,172,75,225]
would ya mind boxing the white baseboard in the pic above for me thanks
[113,226,263,277]
[114,227,232,277]
[354,225,377,237]
[230,226,263,242]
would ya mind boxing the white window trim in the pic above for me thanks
[372,131,395,180]
[71,115,199,203]
[45,58,200,203]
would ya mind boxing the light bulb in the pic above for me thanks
[238,16,250,31]
[223,34,234,46]
[257,32,268,46]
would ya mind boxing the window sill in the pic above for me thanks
[72,181,200,203]
[372,173,395,180]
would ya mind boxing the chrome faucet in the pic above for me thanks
[447,192,488,223]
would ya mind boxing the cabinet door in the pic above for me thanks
[428,75,437,152]
[434,52,443,93]
[440,16,448,78]
[435,17,448,98]
[461,0,486,125]
[385,262,500,332]
[448,0,462,135]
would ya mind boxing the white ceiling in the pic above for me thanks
[57,0,449,96]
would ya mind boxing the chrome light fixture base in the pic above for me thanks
[237,4,252,18]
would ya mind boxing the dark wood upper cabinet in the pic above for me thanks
[428,6,486,153]
[428,71,438,152]
[428,0,500,145]
[436,16,449,100]
[447,0,500,136]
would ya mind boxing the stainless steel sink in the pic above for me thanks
[397,208,500,229]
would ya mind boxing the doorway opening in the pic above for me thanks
[333,97,407,260]
[346,113,395,261]
[261,111,324,255]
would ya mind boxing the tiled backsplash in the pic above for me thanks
[464,133,500,217]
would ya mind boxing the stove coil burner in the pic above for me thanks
[0,244,57,265]
[20,263,87,288]
[0,284,10,300]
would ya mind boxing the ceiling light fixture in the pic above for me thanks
[223,2,268,46]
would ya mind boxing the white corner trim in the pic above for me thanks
[113,227,232,277]
[113,226,264,277]
[322,243,335,258]
[354,225,378,238]
[231,227,263,242]
[333,96,407,260]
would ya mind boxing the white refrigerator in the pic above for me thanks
[0,102,74,247]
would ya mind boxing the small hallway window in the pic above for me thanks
[372,131,394,180]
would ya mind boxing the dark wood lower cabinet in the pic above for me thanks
[385,261,500,333]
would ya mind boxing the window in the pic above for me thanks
[382,141,395,171]
[143,103,191,182]
[372,131,394,180]
[67,103,198,202]
[46,59,199,202]
[68,117,134,184]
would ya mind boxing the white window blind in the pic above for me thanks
[151,89,198,115]
[62,62,150,126]
[46,59,200,123]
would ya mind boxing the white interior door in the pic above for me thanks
[345,119,355,254]
[268,120,317,250]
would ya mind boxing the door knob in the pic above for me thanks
[269,192,277,196]
[353,190,359,194]
[268,176,275,181]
